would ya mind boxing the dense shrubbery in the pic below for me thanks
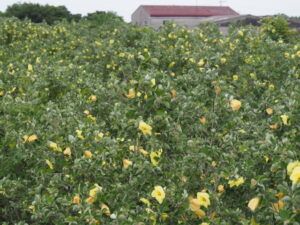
[259,16,299,42]
[0,16,300,224]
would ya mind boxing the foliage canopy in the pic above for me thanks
[0,16,300,224]
[5,3,81,24]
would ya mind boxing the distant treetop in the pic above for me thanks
[5,3,81,24]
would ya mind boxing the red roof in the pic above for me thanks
[140,5,239,17]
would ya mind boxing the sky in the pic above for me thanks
[0,0,299,22]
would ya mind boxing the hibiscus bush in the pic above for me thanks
[0,16,300,225]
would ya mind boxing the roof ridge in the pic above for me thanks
[141,5,231,8]
[139,5,239,17]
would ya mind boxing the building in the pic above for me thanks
[131,5,239,29]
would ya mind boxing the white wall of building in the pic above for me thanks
[131,7,151,27]
[149,17,208,29]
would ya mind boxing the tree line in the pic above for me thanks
[0,3,124,25]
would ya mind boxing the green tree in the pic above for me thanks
[5,3,81,25]
[84,11,124,27]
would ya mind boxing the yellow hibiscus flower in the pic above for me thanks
[280,114,289,125]
[125,88,136,98]
[287,161,300,175]
[290,166,300,184]
[228,177,245,187]
[123,159,133,169]
[248,197,260,211]
[151,186,165,204]
[139,121,152,135]
[150,149,162,166]
[230,99,242,111]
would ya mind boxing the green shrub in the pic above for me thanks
[0,17,300,224]
[259,15,299,42]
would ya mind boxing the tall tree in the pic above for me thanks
[5,3,81,25]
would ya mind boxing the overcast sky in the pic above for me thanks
[0,0,299,22]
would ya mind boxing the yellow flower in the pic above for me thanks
[123,159,133,169]
[95,41,102,47]
[87,115,96,121]
[76,130,85,140]
[200,223,209,225]
[280,114,289,125]
[101,204,111,216]
[109,39,114,44]
[97,132,104,138]
[171,90,177,98]
[232,75,239,81]
[72,194,81,205]
[248,197,260,211]
[27,135,38,142]
[23,134,38,143]
[139,121,152,135]
[125,88,136,98]
[89,95,97,102]
[287,161,300,175]
[197,60,205,66]
[228,177,245,187]
[151,78,156,87]
[220,57,227,63]
[28,205,35,212]
[273,200,284,211]
[190,198,201,211]
[264,156,270,162]
[277,192,284,200]
[151,186,165,204]
[199,117,206,124]
[95,132,104,142]
[84,150,93,159]
[290,166,300,185]
[194,208,206,218]
[196,192,210,208]
[129,145,136,151]
[266,108,273,115]
[269,84,275,89]
[45,160,54,169]
[230,99,241,111]
[139,148,149,156]
[190,192,210,213]
[89,184,102,198]
[48,141,62,152]
[149,215,156,223]
[63,147,71,156]
[161,213,168,220]
[140,198,151,207]
[150,149,162,166]
[85,196,96,204]
[217,185,224,193]
[28,64,33,71]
